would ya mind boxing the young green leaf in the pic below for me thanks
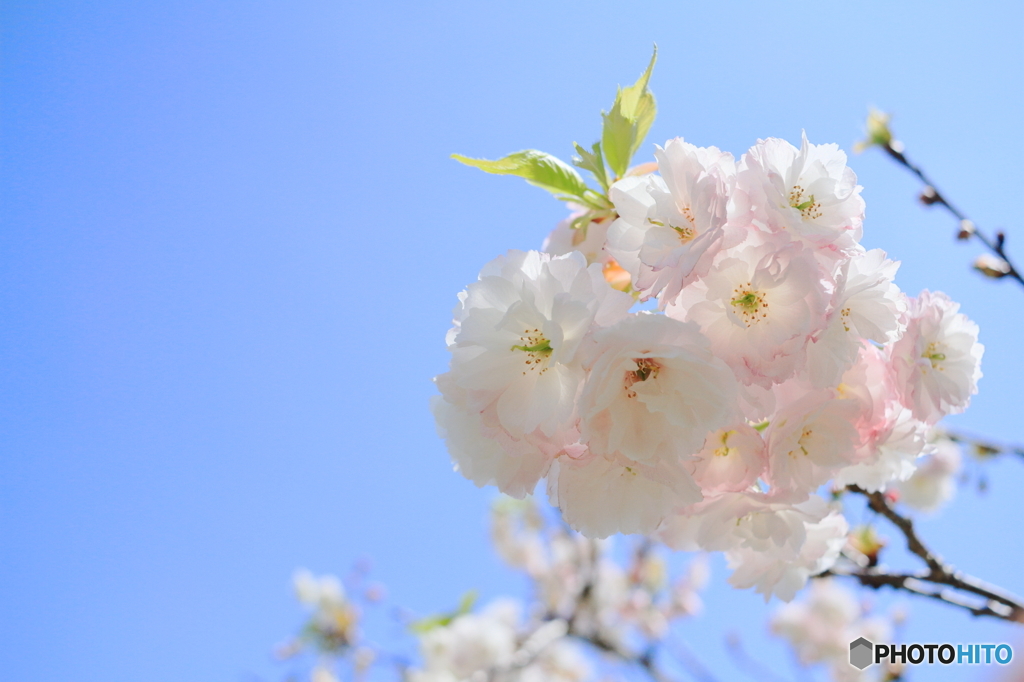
[569,208,616,234]
[456,589,478,615]
[601,47,658,180]
[451,150,591,202]
[409,590,478,634]
[408,613,453,634]
[572,141,609,191]
[570,211,595,232]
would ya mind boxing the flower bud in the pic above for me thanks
[848,524,885,566]
[602,258,632,291]
[973,253,1011,278]
[957,220,975,240]
[919,186,941,206]
[972,442,999,458]
[854,109,894,153]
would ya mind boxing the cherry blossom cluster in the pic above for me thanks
[278,569,374,682]
[771,578,902,681]
[491,498,707,645]
[280,500,709,682]
[409,599,591,682]
[896,437,963,513]
[408,499,708,682]
[434,133,984,601]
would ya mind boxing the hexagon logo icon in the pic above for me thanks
[849,637,874,670]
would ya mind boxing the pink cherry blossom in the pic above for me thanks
[688,423,767,493]
[891,290,983,424]
[547,449,702,538]
[738,132,865,253]
[765,386,861,494]
[669,240,829,388]
[580,313,739,464]
[607,139,737,302]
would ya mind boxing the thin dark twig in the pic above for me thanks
[819,567,1013,620]
[582,635,677,682]
[559,539,720,682]
[820,486,1024,623]
[880,142,1024,288]
[940,428,1024,465]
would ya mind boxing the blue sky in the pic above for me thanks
[2,2,1022,681]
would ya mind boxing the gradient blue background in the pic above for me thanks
[2,2,1022,681]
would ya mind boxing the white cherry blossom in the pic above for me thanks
[547,449,701,538]
[607,139,736,302]
[543,204,614,266]
[658,491,820,553]
[830,345,930,491]
[518,639,591,682]
[897,437,962,513]
[688,423,767,493]
[580,313,738,464]
[772,578,894,680]
[833,407,929,493]
[805,248,907,387]
[445,250,632,440]
[412,600,520,682]
[765,386,861,494]
[726,507,848,601]
[891,290,983,424]
[291,569,358,650]
[658,492,847,601]
[738,133,865,253]
[669,240,828,388]
[293,569,346,609]
[430,386,554,498]
[437,127,987,605]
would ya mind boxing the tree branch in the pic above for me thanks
[558,540,719,682]
[878,141,1024,289]
[939,427,1024,465]
[821,486,1024,623]
[578,634,680,682]
[820,567,1015,620]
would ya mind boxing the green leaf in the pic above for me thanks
[572,141,609,191]
[601,108,635,181]
[601,46,658,179]
[570,212,595,232]
[409,614,452,634]
[409,590,478,634]
[456,589,478,615]
[451,150,591,202]
[568,207,616,234]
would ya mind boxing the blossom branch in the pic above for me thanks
[550,539,720,682]
[578,633,723,682]
[824,486,1024,622]
[575,633,678,682]
[872,131,1024,288]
